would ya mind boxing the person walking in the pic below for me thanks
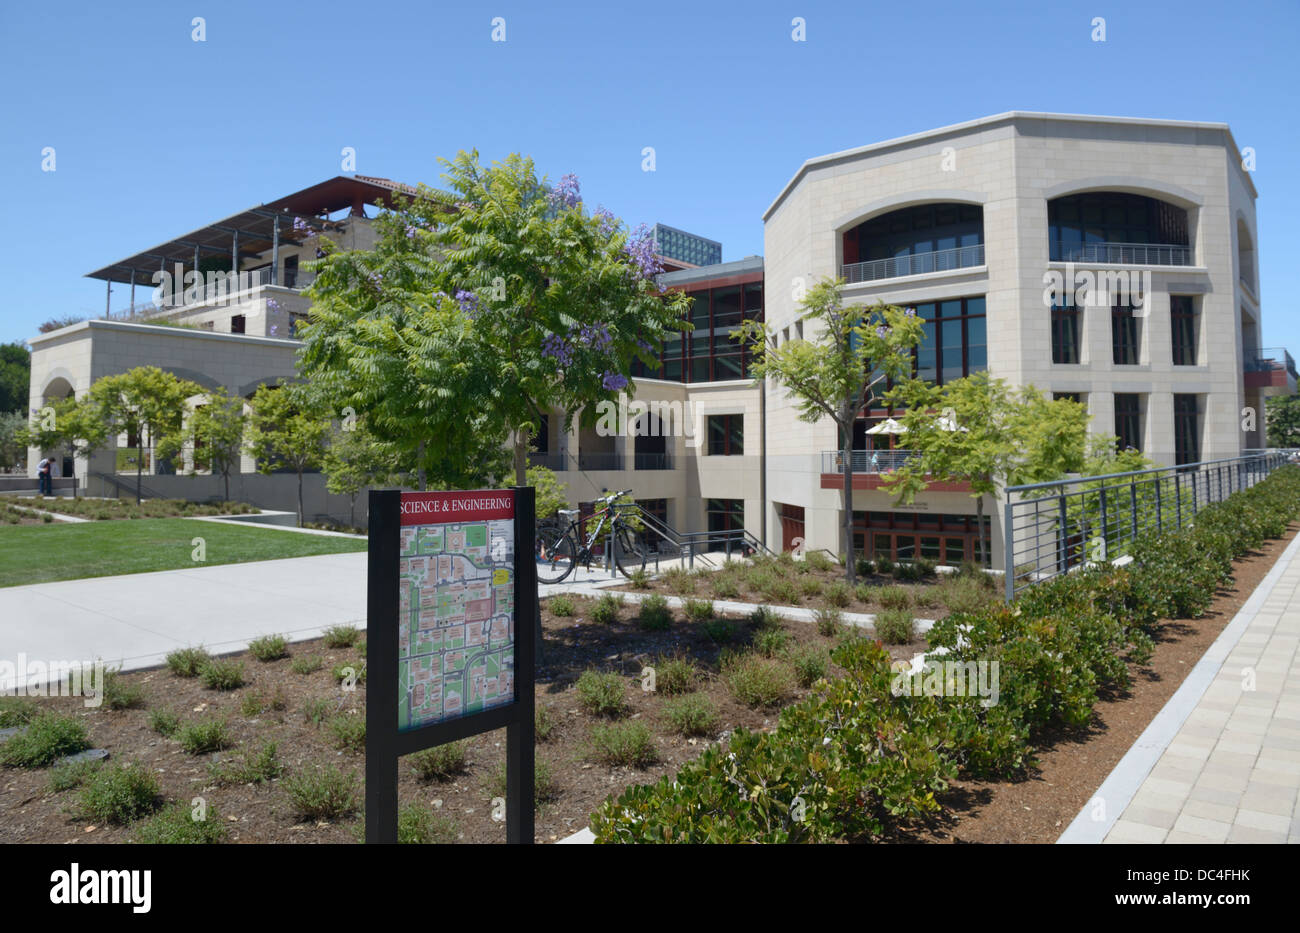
[37,454,53,496]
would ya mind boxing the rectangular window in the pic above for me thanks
[707,414,744,456]
[1171,295,1197,365]
[283,255,298,289]
[1115,393,1143,452]
[1174,394,1201,465]
[706,499,745,550]
[912,296,986,385]
[231,314,246,334]
[1111,302,1140,365]
[1052,304,1080,364]
[1053,392,1082,403]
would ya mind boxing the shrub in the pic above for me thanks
[283,764,360,820]
[909,586,940,610]
[892,561,923,582]
[721,653,796,707]
[661,694,718,737]
[701,618,735,643]
[166,646,211,678]
[799,577,824,599]
[653,654,697,695]
[711,575,740,599]
[210,741,282,785]
[248,634,289,662]
[763,578,801,605]
[78,761,162,824]
[100,669,145,710]
[876,585,912,610]
[0,696,37,728]
[199,659,245,691]
[575,670,627,717]
[409,741,468,782]
[291,655,323,675]
[873,607,914,644]
[302,697,334,725]
[814,606,844,637]
[547,594,576,617]
[789,646,829,688]
[398,803,458,844]
[0,714,89,768]
[682,598,715,622]
[805,550,834,573]
[874,556,894,576]
[332,663,367,686]
[663,567,696,595]
[178,718,233,755]
[321,625,360,648]
[148,709,180,737]
[628,568,653,589]
[240,687,288,717]
[325,713,366,752]
[638,594,673,631]
[535,703,559,742]
[756,627,790,657]
[824,581,852,608]
[749,604,780,629]
[587,721,659,768]
[938,574,995,615]
[48,757,103,793]
[855,556,875,578]
[133,802,228,844]
[590,593,624,625]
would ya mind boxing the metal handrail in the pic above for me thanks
[1002,450,1292,601]
[1049,240,1192,266]
[1245,347,1298,380]
[822,449,920,473]
[840,244,984,284]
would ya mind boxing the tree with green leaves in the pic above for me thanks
[0,342,30,414]
[1,410,29,472]
[156,386,247,502]
[244,383,330,527]
[365,152,690,485]
[1265,394,1300,448]
[525,464,567,521]
[16,393,110,480]
[86,367,202,503]
[882,372,1089,567]
[736,278,924,582]
[321,415,406,528]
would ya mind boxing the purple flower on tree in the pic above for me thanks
[593,206,617,238]
[876,325,890,339]
[455,289,479,314]
[542,333,574,367]
[576,323,612,351]
[622,224,662,280]
[904,307,917,317]
[549,173,581,209]
[602,372,629,392]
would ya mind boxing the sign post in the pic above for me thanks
[366,486,536,844]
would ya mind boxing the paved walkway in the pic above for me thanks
[1060,529,1300,844]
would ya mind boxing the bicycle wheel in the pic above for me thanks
[614,525,647,578]
[536,528,578,584]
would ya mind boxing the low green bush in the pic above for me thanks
[587,721,659,767]
[788,646,829,688]
[133,802,228,844]
[166,646,211,678]
[701,618,735,643]
[0,696,37,728]
[283,763,360,820]
[398,803,458,844]
[291,655,323,675]
[661,694,718,737]
[749,605,780,629]
[209,741,282,785]
[638,593,673,631]
[575,670,627,717]
[873,607,914,644]
[248,634,289,662]
[535,703,559,742]
[0,714,89,768]
[755,627,790,657]
[814,607,843,637]
[409,741,468,782]
[178,718,233,755]
[101,669,145,710]
[548,594,576,617]
[325,714,366,752]
[199,659,245,691]
[590,593,624,625]
[321,625,360,648]
[721,652,796,707]
[682,598,715,622]
[823,581,852,608]
[78,761,162,824]
[653,654,697,695]
[876,585,912,610]
[48,757,103,793]
[148,709,180,737]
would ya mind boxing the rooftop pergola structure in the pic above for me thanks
[85,175,422,315]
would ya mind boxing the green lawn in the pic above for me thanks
[0,518,367,588]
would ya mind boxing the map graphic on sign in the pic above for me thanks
[397,492,516,731]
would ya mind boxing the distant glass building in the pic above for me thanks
[652,223,722,268]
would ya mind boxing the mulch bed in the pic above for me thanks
[1,599,923,844]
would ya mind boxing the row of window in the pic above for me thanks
[530,414,746,461]
[1054,391,1202,465]
[1052,296,1198,366]
[632,282,763,383]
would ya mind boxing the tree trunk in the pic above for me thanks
[417,439,426,491]
[349,493,356,529]
[841,412,856,585]
[297,467,304,527]
[514,431,527,486]
[223,468,230,504]
[135,422,145,505]
[977,494,987,568]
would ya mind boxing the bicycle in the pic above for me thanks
[534,489,647,584]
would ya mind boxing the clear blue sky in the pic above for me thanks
[1,0,1297,350]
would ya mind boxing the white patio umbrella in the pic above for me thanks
[936,415,969,432]
[865,418,907,435]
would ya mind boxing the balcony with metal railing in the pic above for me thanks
[840,244,984,284]
[101,266,316,323]
[1244,347,1298,394]
[821,449,920,474]
[1049,241,1192,266]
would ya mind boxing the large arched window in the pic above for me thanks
[841,203,983,283]
[1048,192,1190,265]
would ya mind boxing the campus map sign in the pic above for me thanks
[397,491,517,730]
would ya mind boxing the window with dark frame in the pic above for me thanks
[1111,301,1140,365]
[631,279,763,384]
[1171,295,1197,365]
[1174,394,1201,465]
[1114,393,1143,452]
[706,414,744,456]
[1053,392,1082,404]
[911,296,987,385]
[706,498,745,549]
[231,314,246,334]
[1051,303,1081,364]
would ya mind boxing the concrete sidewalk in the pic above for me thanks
[1060,529,1300,844]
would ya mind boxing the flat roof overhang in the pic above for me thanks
[85,175,427,287]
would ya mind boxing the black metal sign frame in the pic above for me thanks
[365,486,536,844]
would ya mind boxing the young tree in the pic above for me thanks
[736,278,924,582]
[526,464,568,521]
[321,416,403,528]
[244,383,330,527]
[87,367,202,503]
[882,373,1089,567]
[0,342,30,414]
[17,394,111,478]
[156,387,247,502]
[0,410,27,472]
[397,152,690,484]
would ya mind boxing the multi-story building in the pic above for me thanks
[26,113,1289,562]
